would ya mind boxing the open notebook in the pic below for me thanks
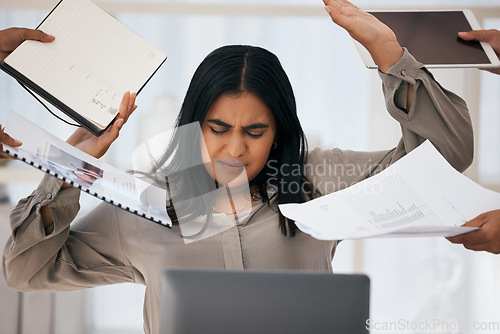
[0,0,166,136]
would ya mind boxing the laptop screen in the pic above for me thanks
[161,269,370,334]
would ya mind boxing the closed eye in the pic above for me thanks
[210,127,229,135]
[247,131,263,138]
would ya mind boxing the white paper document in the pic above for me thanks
[279,141,500,240]
[3,111,171,227]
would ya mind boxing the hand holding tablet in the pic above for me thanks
[355,10,500,69]
[459,29,500,74]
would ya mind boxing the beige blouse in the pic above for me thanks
[2,50,474,334]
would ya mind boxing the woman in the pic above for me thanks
[3,1,473,334]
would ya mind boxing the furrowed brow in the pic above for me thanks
[243,123,269,130]
[208,119,231,127]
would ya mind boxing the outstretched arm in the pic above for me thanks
[4,92,138,292]
[306,1,473,196]
[323,0,414,109]
[323,0,402,72]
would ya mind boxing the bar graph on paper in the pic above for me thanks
[343,174,444,229]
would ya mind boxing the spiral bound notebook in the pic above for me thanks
[0,0,167,136]
[2,111,172,228]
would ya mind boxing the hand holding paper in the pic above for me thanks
[279,141,500,240]
[0,125,22,159]
[447,209,500,254]
[2,111,171,227]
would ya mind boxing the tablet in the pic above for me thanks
[355,9,500,69]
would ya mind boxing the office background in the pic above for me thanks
[0,0,499,333]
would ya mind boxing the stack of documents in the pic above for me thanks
[279,141,499,240]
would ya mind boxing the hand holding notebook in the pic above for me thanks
[66,91,137,159]
[1,0,166,136]
[0,27,55,61]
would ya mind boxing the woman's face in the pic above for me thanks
[201,92,277,187]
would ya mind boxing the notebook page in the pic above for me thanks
[5,0,166,128]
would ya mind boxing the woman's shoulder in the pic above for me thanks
[304,146,396,195]
[306,146,393,168]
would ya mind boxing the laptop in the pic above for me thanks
[161,269,370,334]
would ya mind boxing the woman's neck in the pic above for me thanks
[213,185,259,216]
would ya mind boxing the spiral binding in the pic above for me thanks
[4,148,171,227]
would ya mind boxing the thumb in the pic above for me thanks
[458,30,491,43]
[22,29,55,43]
[102,119,123,142]
[0,128,22,147]
[91,119,122,159]
[462,214,487,228]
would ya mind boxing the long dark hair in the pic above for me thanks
[149,45,310,237]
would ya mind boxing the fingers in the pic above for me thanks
[446,213,487,243]
[447,210,500,254]
[462,213,489,228]
[88,91,136,158]
[461,235,500,254]
[128,92,137,122]
[0,126,22,147]
[21,28,55,43]
[451,229,486,245]
[462,241,495,253]
[101,117,124,145]
[0,126,19,159]
[446,234,464,244]
[323,2,355,30]
[338,0,358,9]
[117,91,137,124]
[105,91,135,140]
[0,144,15,159]
[106,118,123,141]
[458,30,494,43]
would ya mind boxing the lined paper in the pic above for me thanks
[5,0,166,128]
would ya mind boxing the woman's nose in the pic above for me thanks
[226,133,246,158]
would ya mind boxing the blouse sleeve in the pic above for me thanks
[306,49,473,196]
[2,173,136,292]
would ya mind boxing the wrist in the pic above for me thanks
[61,182,72,189]
[369,41,404,73]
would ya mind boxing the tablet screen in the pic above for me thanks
[370,11,490,65]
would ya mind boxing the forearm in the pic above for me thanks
[41,182,72,229]
[3,174,81,290]
[370,42,415,111]
[370,40,403,73]
[379,49,473,172]
[3,177,135,291]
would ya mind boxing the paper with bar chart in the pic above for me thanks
[279,141,500,240]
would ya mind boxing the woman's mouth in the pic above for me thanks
[216,159,246,173]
